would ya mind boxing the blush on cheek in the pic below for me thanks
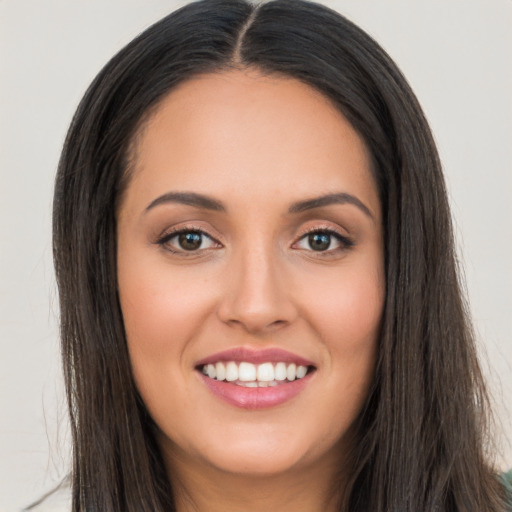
[312,279,383,345]
[119,263,205,347]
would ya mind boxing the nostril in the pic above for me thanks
[223,317,289,335]
[216,267,298,333]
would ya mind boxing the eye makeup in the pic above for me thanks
[154,225,222,256]
[153,222,355,259]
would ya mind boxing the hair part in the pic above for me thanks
[53,0,507,510]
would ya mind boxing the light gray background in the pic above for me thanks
[1,1,511,510]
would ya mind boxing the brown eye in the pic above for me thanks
[294,229,354,254]
[157,229,219,253]
[178,232,203,251]
[308,232,331,251]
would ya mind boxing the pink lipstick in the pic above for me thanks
[195,347,316,410]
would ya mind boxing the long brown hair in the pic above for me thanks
[52,0,508,510]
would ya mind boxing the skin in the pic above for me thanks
[117,69,385,512]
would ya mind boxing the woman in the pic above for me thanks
[43,0,510,510]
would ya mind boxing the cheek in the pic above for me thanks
[304,264,384,349]
[299,261,384,410]
[117,259,221,428]
[117,255,216,383]
[120,255,203,335]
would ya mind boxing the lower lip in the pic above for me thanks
[198,372,314,410]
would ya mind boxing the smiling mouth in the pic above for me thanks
[198,361,315,387]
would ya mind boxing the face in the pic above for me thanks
[117,69,385,480]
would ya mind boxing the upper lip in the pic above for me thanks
[195,347,315,368]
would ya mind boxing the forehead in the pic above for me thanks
[125,69,380,219]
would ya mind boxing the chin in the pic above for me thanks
[160,420,342,478]
[199,442,309,476]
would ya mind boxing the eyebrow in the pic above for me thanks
[144,191,373,218]
[145,192,226,213]
[288,192,373,218]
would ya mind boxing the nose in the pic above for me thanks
[216,244,297,335]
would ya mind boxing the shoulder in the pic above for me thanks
[22,476,71,512]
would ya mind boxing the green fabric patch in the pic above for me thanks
[501,469,512,510]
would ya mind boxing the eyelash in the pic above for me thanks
[155,226,354,256]
[155,226,220,255]
[295,227,355,255]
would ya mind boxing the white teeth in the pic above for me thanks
[206,364,216,379]
[201,361,311,384]
[274,362,287,381]
[286,363,296,381]
[238,362,257,381]
[225,361,238,382]
[215,362,226,381]
[257,362,274,382]
[296,365,307,379]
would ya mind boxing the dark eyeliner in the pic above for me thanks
[154,227,218,254]
[298,227,355,252]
